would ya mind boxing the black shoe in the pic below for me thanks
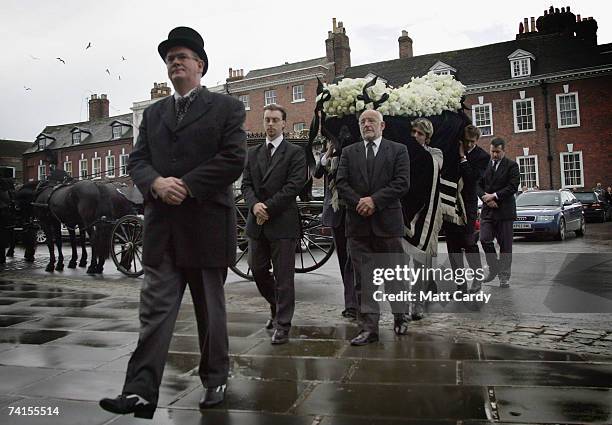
[264,318,274,329]
[470,281,482,293]
[350,330,379,346]
[199,384,226,409]
[341,308,357,319]
[271,329,289,345]
[483,271,497,283]
[99,394,155,419]
[411,303,425,321]
[499,280,510,288]
[393,316,410,335]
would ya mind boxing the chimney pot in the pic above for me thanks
[398,30,413,59]
[89,93,109,119]
[530,17,536,32]
[524,18,529,32]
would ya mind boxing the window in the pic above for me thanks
[511,58,530,78]
[434,70,450,75]
[79,159,88,180]
[64,161,72,176]
[119,154,129,176]
[472,103,493,136]
[292,85,305,102]
[106,155,115,177]
[238,94,250,110]
[0,166,15,178]
[264,89,277,106]
[293,122,306,133]
[37,136,46,151]
[38,164,46,180]
[560,151,584,188]
[513,98,535,132]
[517,155,539,189]
[92,157,101,179]
[72,132,81,145]
[112,125,122,139]
[556,92,580,128]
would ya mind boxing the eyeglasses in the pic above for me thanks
[165,53,200,64]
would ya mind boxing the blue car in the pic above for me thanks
[513,190,585,241]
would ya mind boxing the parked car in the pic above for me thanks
[573,191,611,222]
[513,189,585,241]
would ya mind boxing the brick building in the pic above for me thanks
[341,6,612,190]
[22,94,134,183]
[220,18,351,135]
[0,139,30,181]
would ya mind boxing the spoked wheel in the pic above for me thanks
[229,198,335,280]
[110,215,144,278]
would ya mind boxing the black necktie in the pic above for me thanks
[266,143,274,167]
[492,160,499,173]
[176,96,189,123]
[366,141,375,181]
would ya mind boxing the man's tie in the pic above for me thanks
[366,141,375,181]
[175,97,189,123]
[492,159,499,173]
[266,143,274,168]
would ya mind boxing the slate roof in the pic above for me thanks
[343,33,612,87]
[0,139,31,157]
[24,113,133,154]
[245,57,330,79]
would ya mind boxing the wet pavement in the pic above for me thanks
[0,223,611,423]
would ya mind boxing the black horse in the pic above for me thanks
[16,180,134,274]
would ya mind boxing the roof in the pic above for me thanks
[24,113,133,154]
[245,57,330,79]
[344,34,612,87]
[0,139,31,157]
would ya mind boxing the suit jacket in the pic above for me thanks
[314,151,343,228]
[241,139,307,240]
[460,145,490,223]
[128,87,247,268]
[336,138,410,238]
[478,156,520,221]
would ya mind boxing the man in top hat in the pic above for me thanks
[99,26,246,419]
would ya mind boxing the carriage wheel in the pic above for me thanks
[229,197,335,280]
[110,215,144,278]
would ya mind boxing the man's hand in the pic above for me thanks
[486,200,499,208]
[152,176,188,205]
[482,193,496,203]
[356,197,376,217]
[253,202,269,222]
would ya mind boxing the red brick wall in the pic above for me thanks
[464,74,612,190]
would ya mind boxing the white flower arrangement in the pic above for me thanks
[318,73,465,118]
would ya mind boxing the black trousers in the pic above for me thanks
[443,221,483,285]
[248,236,296,331]
[479,219,513,281]
[332,213,357,310]
[123,252,229,404]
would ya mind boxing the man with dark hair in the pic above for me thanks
[443,125,490,293]
[100,26,246,418]
[478,137,520,288]
[241,104,306,345]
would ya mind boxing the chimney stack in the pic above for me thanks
[226,67,245,82]
[524,18,530,32]
[398,30,413,59]
[530,17,536,32]
[150,82,171,100]
[325,18,351,78]
[88,94,109,120]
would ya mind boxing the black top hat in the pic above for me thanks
[158,26,209,77]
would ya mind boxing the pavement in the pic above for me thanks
[0,222,611,424]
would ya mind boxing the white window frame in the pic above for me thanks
[119,154,129,176]
[112,125,122,140]
[293,122,306,133]
[72,131,81,145]
[92,157,101,179]
[560,151,584,189]
[510,58,531,78]
[79,159,88,180]
[556,92,580,128]
[264,89,277,106]
[63,161,72,176]
[292,85,305,103]
[37,137,46,151]
[238,94,250,110]
[472,103,493,136]
[1,166,16,178]
[513,98,536,133]
[516,155,539,189]
[106,155,115,177]
[37,164,46,180]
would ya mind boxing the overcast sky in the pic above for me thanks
[1,0,610,141]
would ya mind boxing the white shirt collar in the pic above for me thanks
[363,136,382,149]
[173,86,198,101]
[265,134,283,149]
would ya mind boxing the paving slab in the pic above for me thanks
[480,343,584,361]
[45,331,138,348]
[341,341,479,360]
[0,366,64,394]
[0,328,69,344]
[9,316,102,330]
[229,356,352,382]
[0,315,35,327]
[350,359,457,385]
[95,351,199,375]
[112,408,315,425]
[245,339,346,357]
[0,344,130,369]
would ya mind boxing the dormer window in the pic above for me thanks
[112,125,122,139]
[36,135,47,151]
[429,61,456,76]
[72,131,81,145]
[508,49,535,78]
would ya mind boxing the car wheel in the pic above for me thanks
[36,228,47,244]
[555,218,566,241]
[575,217,585,237]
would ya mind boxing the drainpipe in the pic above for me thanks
[540,80,554,189]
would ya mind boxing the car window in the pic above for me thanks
[574,192,597,202]
[516,192,561,207]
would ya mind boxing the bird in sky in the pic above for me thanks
[106,68,110,75]
[29,55,40,60]
[24,86,32,91]
[56,57,65,64]
[121,56,126,61]
[85,42,92,50]
[118,75,122,80]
